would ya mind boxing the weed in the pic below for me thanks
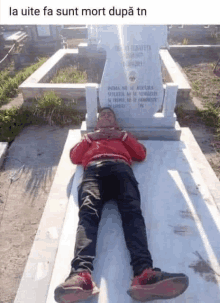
[0,91,83,142]
[0,57,47,107]
[197,102,220,128]
[211,78,220,82]
[192,80,201,92]
[31,91,82,126]
[50,66,87,83]
[210,62,216,70]
[0,107,36,142]
[175,105,185,118]
[182,38,189,45]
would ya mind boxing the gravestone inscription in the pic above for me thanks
[83,25,180,139]
[98,25,168,127]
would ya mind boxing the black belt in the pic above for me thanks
[86,159,129,169]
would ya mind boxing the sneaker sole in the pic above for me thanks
[54,285,99,303]
[127,276,189,302]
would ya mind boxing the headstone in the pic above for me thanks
[60,25,88,39]
[99,25,167,115]
[25,25,64,55]
[83,25,181,140]
[36,25,51,37]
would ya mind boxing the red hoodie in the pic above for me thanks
[70,132,146,168]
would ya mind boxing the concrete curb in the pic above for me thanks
[181,127,220,211]
[0,142,8,168]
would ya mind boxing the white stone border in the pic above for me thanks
[19,46,191,103]
[160,49,191,99]
[19,47,99,101]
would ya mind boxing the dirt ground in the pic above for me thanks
[0,52,220,302]
[0,125,76,303]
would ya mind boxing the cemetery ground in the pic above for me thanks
[0,53,220,302]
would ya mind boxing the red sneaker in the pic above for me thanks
[54,271,99,303]
[127,267,189,302]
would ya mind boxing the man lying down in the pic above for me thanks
[54,107,189,303]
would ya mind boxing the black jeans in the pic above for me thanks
[71,160,153,277]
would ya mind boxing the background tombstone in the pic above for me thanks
[84,25,181,140]
[25,25,64,56]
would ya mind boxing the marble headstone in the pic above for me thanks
[82,25,180,140]
[98,25,170,129]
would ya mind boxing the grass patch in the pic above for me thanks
[0,107,38,142]
[184,63,220,102]
[31,91,83,126]
[50,66,87,83]
[197,102,220,128]
[191,80,201,93]
[182,38,189,45]
[184,62,220,138]
[0,57,47,107]
[0,92,83,143]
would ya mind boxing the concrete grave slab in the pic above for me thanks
[14,127,220,303]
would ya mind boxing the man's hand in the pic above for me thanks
[87,130,106,141]
[87,129,123,141]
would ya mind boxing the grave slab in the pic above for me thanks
[14,127,220,303]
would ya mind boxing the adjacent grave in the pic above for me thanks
[25,25,65,55]
[19,25,191,140]
[60,25,88,40]
[0,27,28,67]
[83,25,181,140]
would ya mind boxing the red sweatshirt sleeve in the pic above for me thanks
[70,134,92,164]
[121,132,147,161]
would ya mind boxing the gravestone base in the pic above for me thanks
[81,120,182,141]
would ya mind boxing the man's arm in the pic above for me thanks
[87,129,146,161]
[121,132,147,161]
[69,129,122,164]
[70,134,92,164]
[87,129,123,140]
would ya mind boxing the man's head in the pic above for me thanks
[95,107,120,130]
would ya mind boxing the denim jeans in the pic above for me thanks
[71,160,153,277]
